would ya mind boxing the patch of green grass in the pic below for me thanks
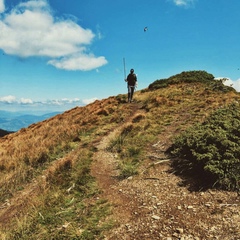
[107,135,126,153]
[119,159,139,178]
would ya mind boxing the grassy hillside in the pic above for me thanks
[0,71,239,239]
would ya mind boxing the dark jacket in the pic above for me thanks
[127,73,137,86]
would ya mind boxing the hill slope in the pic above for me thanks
[0,71,239,239]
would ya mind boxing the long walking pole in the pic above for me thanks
[123,57,126,81]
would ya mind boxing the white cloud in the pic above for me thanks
[0,95,16,103]
[0,0,107,70]
[171,0,197,7]
[48,53,108,71]
[215,77,240,92]
[82,97,98,105]
[0,95,33,104]
[0,0,5,13]
[20,98,33,104]
[224,78,240,92]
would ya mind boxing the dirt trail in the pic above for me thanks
[91,103,143,226]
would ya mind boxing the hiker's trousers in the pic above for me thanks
[128,85,135,101]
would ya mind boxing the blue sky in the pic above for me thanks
[0,0,240,113]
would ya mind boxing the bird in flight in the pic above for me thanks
[144,27,148,32]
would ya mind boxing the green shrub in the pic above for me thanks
[148,71,215,90]
[148,70,235,93]
[170,103,240,191]
[168,70,215,84]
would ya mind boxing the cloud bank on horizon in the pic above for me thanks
[0,94,98,112]
[0,0,107,71]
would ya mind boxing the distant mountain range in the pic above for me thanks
[0,110,62,132]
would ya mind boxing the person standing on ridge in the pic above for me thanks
[125,68,137,103]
